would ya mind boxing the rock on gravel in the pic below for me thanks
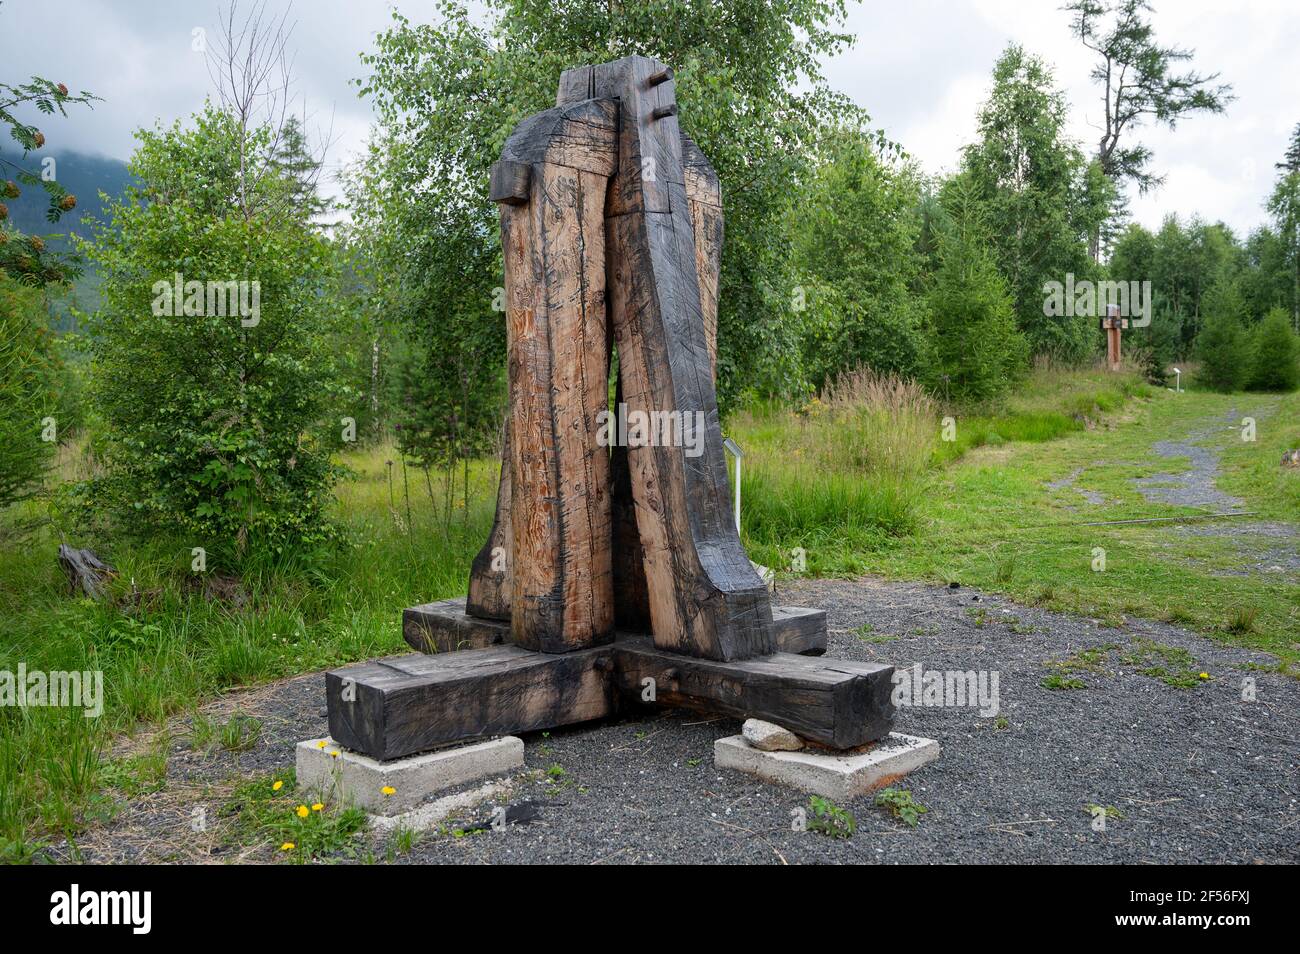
[742,719,804,752]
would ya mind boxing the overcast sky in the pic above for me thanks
[4,0,1297,238]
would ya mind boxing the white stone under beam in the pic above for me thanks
[296,735,524,816]
[714,731,940,801]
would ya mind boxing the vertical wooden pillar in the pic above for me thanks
[487,100,619,653]
[593,56,774,662]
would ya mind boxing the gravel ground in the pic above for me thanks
[1132,408,1248,511]
[60,576,1299,865]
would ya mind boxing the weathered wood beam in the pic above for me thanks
[403,596,827,656]
[327,645,616,761]
[326,637,888,760]
[681,135,723,377]
[596,55,775,663]
[491,97,619,653]
[612,637,894,749]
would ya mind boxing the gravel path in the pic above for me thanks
[1132,408,1245,510]
[60,577,1299,865]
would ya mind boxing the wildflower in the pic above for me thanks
[316,740,327,749]
[1198,672,1210,680]
[272,780,284,792]
[381,786,396,796]
[311,803,324,812]
[296,805,309,818]
[280,842,294,851]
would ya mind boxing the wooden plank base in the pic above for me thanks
[404,597,827,656]
[327,644,616,762]
[328,633,885,761]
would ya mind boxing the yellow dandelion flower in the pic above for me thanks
[1198,672,1210,680]
[280,842,295,851]
[296,805,310,818]
[312,803,324,812]
[329,750,340,758]
[272,780,284,792]
[381,786,396,796]
[316,740,327,749]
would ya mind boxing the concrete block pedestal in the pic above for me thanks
[715,731,940,801]
[295,735,524,817]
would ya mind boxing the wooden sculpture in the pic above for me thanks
[327,57,896,761]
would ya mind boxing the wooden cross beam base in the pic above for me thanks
[402,597,829,658]
[326,640,894,762]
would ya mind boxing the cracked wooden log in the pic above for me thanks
[489,97,619,653]
[57,544,116,600]
[592,55,773,662]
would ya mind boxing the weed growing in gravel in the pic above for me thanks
[100,739,169,797]
[1041,673,1087,690]
[217,713,262,751]
[875,787,927,827]
[1050,644,1119,674]
[1117,638,1204,688]
[1084,803,1124,823]
[1044,638,1206,689]
[807,796,856,838]
[386,823,419,859]
[222,770,366,863]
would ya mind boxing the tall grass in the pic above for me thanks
[932,361,1152,463]
[733,368,937,573]
[0,439,494,858]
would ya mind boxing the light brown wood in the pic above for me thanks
[495,98,619,653]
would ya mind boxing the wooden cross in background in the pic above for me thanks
[1102,303,1129,371]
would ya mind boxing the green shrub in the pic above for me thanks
[83,106,351,561]
[925,177,1028,402]
[1195,281,1250,392]
[1246,308,1300,392]
[1195,314,1249,392]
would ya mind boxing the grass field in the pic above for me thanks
[1,362,1296,858]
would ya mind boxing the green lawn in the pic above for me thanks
[745,381,1300,669]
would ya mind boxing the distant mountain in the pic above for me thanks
[1,147,133,329]
[0,146,133,242]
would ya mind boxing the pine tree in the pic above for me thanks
[1276,122,1300,174]
[1247,308,1300,392]
[1195,280,1249,392]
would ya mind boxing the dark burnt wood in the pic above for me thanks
[403,596,826,656]
[327,634,887,760]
